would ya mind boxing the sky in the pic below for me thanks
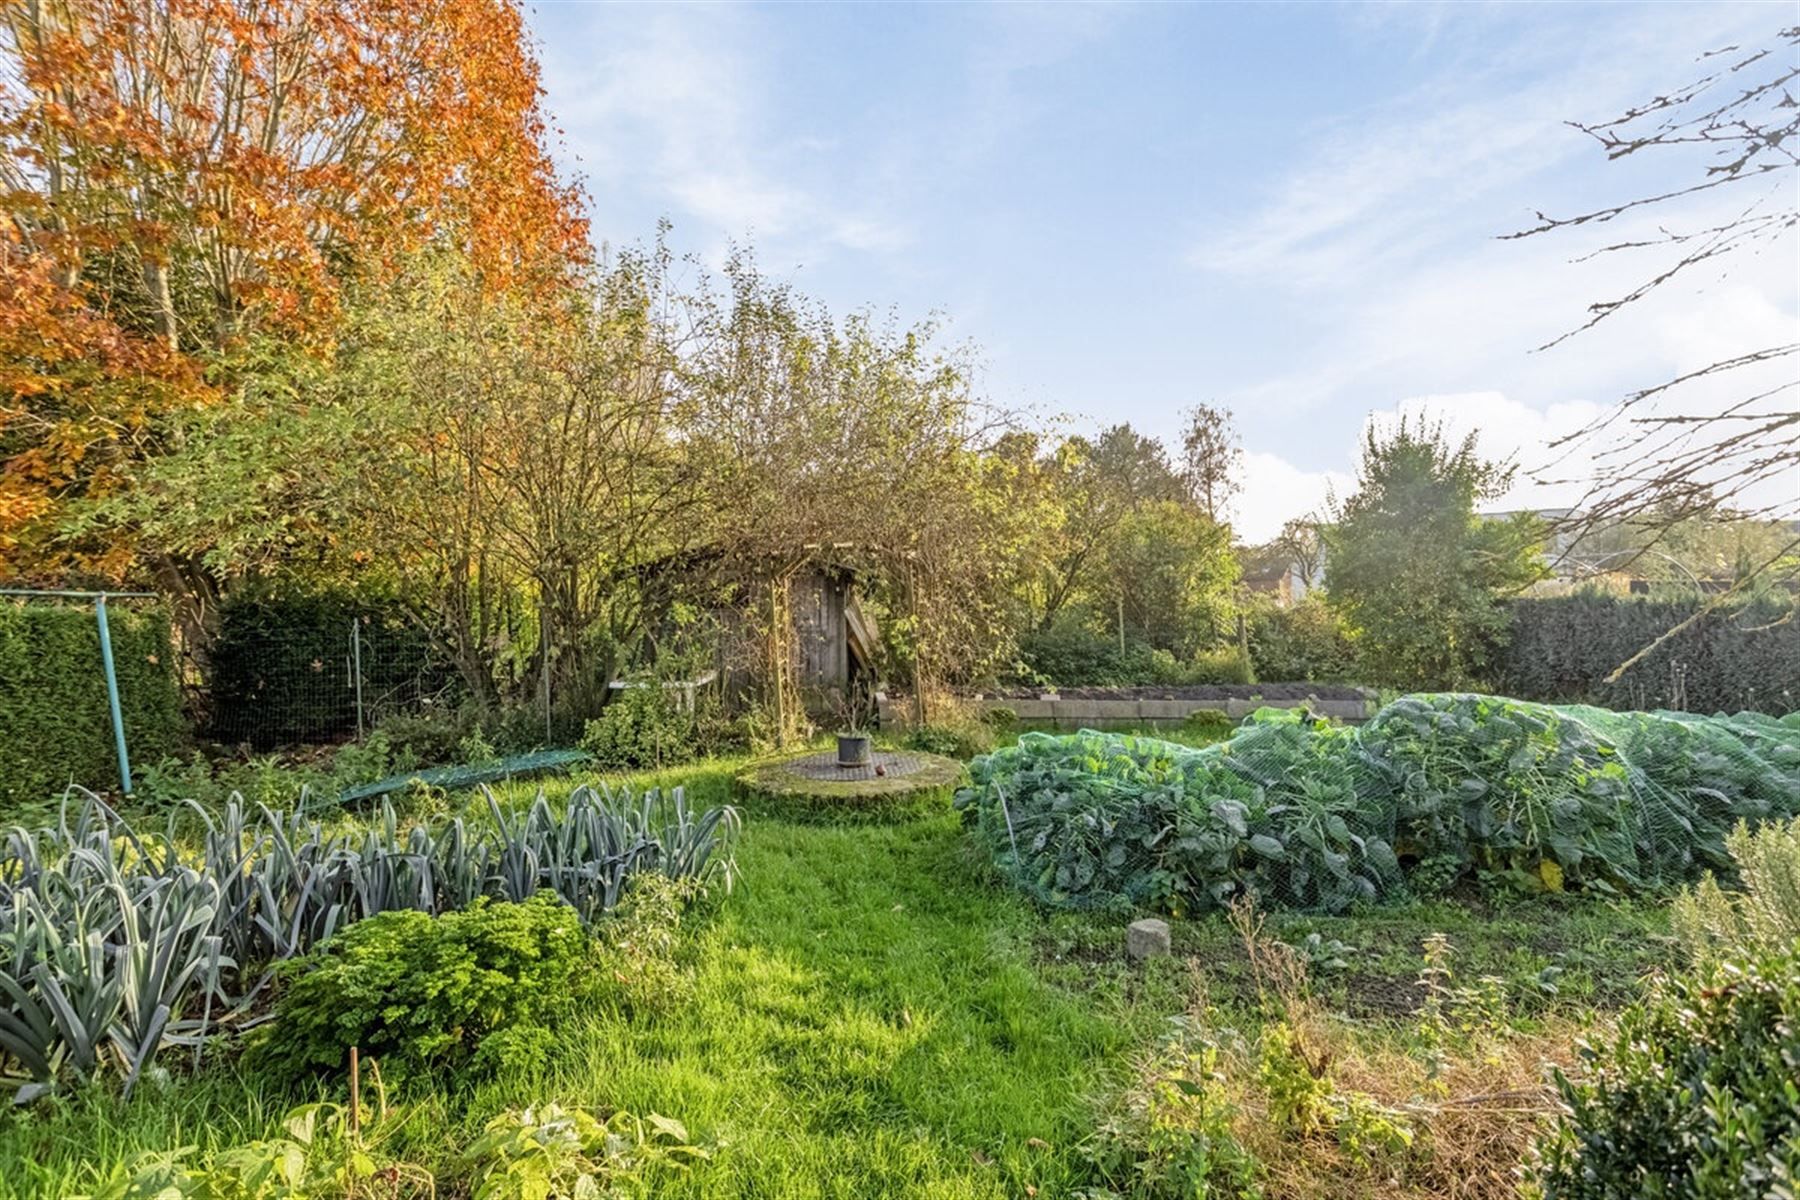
[525,1,1798,542]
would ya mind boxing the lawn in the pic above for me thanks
[0,748,1679,1199]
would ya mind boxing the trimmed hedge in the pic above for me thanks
[0,600,185,806]
[1500,594,1800,715]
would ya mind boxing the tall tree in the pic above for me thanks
[1177,402,1242,523]
[1273,516,1325,587]
[1034,423,1184,629]
[0,0,586,596]
[1324,418,1544,689]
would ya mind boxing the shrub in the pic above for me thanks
[1670,817,1800,968]
[1530,943,1800,1199]
[1183,709,1236,738]
[0,600,185,806]
[1080,1021,1262,1199]
[581,686,696,770]
[254,893,591,1080]
[1014,618,1258,690]
[1189,646,1256,686]
[1014,621,1140,688]
[1246,596,1358,683]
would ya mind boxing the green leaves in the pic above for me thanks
[1532,945,1800,1199]
[253,893,590,1080]
[959,693,1800,916]
[0,784,739,1096]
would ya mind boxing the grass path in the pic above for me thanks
[535,813,1163,1197]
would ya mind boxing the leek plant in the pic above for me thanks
[0,784,737,1098]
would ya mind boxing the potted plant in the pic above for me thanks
[834,684,874,768]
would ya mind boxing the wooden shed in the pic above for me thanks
[633,550,882,730]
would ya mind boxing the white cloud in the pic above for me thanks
[1236,451,1351,543]
[1195,4,1796,540]
[535,7,908,263]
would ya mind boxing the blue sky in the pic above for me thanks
[527,1,1797,540]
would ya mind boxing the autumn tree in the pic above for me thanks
[1325,418,1544,689]
[0,0,586,613]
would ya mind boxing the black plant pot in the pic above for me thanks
[836,734,871,768]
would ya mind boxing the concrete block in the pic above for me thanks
[1052,700,1141,724]
[1127,918,1171,961]
[1004,699,1055,720]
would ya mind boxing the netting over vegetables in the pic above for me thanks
[955,694,1800,914]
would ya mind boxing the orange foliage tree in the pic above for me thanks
[0,0,586,584]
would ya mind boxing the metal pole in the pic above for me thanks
[541,605,552,744]
[351,617,365,740]
[95,596,132,795]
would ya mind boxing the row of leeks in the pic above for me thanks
[0,785,739,1100]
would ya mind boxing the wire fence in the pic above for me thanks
[207,612,451,749]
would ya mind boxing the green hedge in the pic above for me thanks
[0,600,186,806]
[1499,594,1800,715]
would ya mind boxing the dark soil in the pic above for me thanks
[978,683,1370,702]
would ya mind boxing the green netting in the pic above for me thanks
[334,749,591,806]
[955,694,1800,914]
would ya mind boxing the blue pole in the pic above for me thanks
[95,596,133,795]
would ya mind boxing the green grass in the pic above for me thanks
[0,742,1683,1198]
[0,762,1179,1198]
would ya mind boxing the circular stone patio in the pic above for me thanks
[734,748,965,822]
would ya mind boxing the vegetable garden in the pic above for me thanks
[957,694,1800,914]
[0,696,1795,1198]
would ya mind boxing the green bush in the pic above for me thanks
[1014,621,1143,687]
[581,686,698,770]
[1670,818,1800,969]
[1189,646,1255,686]
[1080,1024,1262,1199]
[1183,709,1236,737]
[253,893,592,1080]
[1246,596,1358,683]
[0,600,185,807]
[1531,944,1800,1199]
[1014,619,1255,689]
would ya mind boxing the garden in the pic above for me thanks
[0,689,1795,1199]
[3,5,1798,1197]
